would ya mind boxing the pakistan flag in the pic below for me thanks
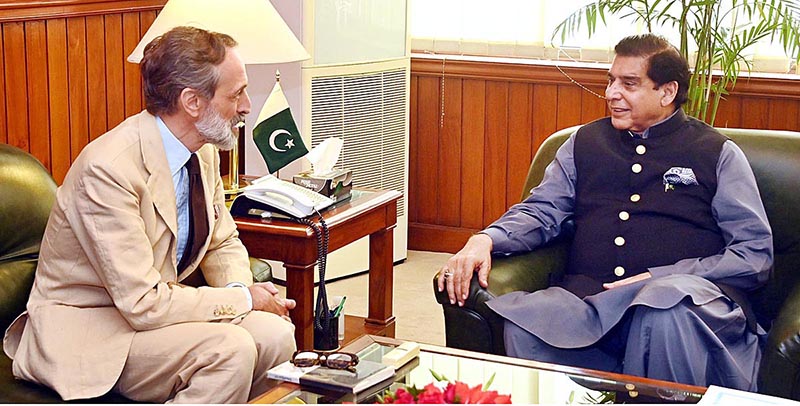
[253,81,308,173]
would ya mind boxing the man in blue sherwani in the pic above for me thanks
[437,34,772,391]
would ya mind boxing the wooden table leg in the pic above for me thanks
[284,262,316,350]
[366,224,396,329]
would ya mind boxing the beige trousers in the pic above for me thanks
[112,311,296,403]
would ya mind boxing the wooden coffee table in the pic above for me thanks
[251,335,707,404]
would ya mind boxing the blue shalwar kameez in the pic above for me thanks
[483,110,772,391]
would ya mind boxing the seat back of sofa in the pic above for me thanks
[520,126,579,201]
[519,126,800,329]
[718,129,800,328]
[0,144,56,331]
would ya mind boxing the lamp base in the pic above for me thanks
[222,126,245,197]
[224,185,242,196]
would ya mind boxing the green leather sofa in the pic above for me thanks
[433,126,800,400]
[0,143,272,402]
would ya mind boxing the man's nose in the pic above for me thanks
[238,90,252,115]
[606,82,620,100]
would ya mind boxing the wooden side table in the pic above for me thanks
[234,189,402,349]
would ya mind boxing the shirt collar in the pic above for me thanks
[628,109,684,139]
[156,116,191,176]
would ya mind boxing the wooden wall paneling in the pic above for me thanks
[122,12,141,116]
[0,25,6,144]
[531,84,558,163]
[103,14,124,129]
[414,76,441,224]
[0,1,166,23]
[0,3,164,183]
[437,77,462,227]
[740,96,770,129]
[67,17,89,161]
[408,75,418,222]
[4,22,28,150]
[556,85,583,130]
[768,99,799,131]
[86,15,107,141]
[714,95,742,128]
[46,18,71,183]
[460,79,486,230]
[506,82,532,207]
[580,86,607,124]
[139,10,157,108]
[795,101,800,130]
[26,20,51,171]
[483,81,509,224]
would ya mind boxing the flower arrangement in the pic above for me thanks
[376,371,511,404]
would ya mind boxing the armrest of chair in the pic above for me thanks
[433,236,571,306]
[432,237,571,355]
[249,257,272,283]
[485,240,571,297]
[758,283,800,400]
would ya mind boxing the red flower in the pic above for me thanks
[443,383,457,403]
[415,383,446,404]
[378,380,511,404]
[392,388,416,404]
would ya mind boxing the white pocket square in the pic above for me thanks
[663,167,698,191]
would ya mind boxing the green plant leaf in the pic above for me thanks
[484,373,496,391]
[429,369,449,382]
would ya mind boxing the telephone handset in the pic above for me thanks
[241,175,334,218]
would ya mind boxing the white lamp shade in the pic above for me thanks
[127,0,309,64]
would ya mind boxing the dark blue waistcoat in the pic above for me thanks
[565,110,728,293]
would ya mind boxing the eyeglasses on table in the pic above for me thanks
[291,350,360,373]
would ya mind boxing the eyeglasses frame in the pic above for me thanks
[290,350,360,373]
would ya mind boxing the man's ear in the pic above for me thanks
[660,81,678,107]
[179,88,204,118]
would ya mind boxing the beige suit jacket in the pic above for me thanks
[3,111,254,400]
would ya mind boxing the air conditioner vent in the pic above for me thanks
[310,67,408,217]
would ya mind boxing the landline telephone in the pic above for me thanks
[240,175,334,218]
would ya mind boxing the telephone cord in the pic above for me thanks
[295,211,330,331]
[312,218,328,332]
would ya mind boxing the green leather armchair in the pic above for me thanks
[433,126,800,400]
[0,144,273,402]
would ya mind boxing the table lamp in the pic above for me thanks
[127,0,310,194]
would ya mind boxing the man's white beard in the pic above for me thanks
[196,106,242,151]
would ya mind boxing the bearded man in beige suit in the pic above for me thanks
[2,26,297,403]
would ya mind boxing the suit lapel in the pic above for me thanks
[139,113,179,240]
[198,147,215,250]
